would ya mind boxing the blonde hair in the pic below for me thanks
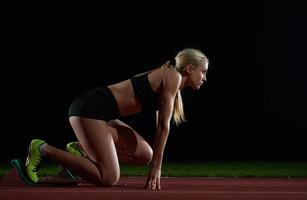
[170,48,209,126]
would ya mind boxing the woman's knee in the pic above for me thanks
[97,168,120,187]
[134,142,153,165]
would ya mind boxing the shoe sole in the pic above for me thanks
[11,159,35,186]
[63,168,79,180]
[65,143,82,180]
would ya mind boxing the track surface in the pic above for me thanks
[1,168,307,200]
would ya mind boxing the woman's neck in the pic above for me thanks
[179,74,188,89]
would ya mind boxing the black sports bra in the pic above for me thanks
[130,72,159,112]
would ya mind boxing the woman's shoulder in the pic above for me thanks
[160,67,181,83]
[149,67,181,92]
[150,67,180,78]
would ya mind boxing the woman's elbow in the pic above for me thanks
[158,122,170,132]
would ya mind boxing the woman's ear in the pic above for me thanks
[182,64,193,75]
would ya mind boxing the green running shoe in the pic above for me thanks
[25,139,45,183]
[65,141,86,180]
[66,141,86,157]
[11,159,35,186]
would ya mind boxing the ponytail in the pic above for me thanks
[173,89,186,126]
[166,58,186,126]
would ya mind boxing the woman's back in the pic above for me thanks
[107,67,180,116]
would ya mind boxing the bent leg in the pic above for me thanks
[107,119,153,166]
[43,145,114,186]
[43,117,120,187]
[69,117,120,186]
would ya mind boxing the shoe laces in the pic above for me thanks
[32,157,42,172]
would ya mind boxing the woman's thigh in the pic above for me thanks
[69,116,120,181]
[107,119,153,166]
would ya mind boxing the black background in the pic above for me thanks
[2,1,306,161]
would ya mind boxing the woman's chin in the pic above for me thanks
[196,84,203,90]
[188,84,200,90]
[191,85,200,90]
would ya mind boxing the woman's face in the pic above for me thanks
[189,63,208,90]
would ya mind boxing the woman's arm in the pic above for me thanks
[155,111,159,128]
[145,71,181,190]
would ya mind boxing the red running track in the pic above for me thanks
[1,168,307,200]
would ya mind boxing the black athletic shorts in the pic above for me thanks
[68,87,120,121]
